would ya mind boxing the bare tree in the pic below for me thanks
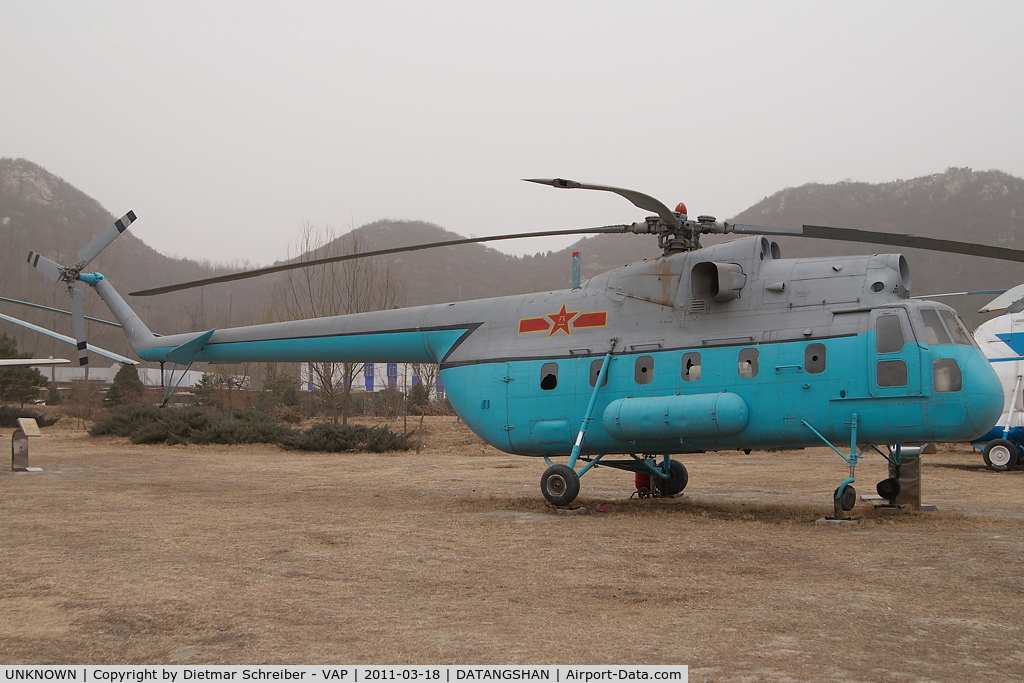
[272,221,404,424]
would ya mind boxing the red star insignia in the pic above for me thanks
[546,303,580,338]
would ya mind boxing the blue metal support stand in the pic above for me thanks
[161,361,194,406]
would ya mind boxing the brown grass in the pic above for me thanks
[1,416,1022,681]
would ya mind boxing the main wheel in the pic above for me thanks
[654,460,689,497]
[876,477,901,501]
[835,484,857,511]
[983,439,1019,471]
[541,464,580,506]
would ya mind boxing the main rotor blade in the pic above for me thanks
[978,284,1024,313]
[0,358,70,367]
[0,312,137,365]
[801,224,1024,262]
[0,295,122,327]
[725,223,1024,263]
[76,210,137,269]
[26,251,65,282]
[130,224,632,297]
[68,287,88,366]
[524,178,679,229]
[910,289,1008,300]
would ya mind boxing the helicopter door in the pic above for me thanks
[505,360,576,455]
[869,308,923,398]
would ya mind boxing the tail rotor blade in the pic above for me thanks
[69,287,89,366]
[26,251,65,283]
[76,210,136,269]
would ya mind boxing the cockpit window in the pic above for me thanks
[940,310,975,346]
[920,309,952,346]
[875,314,905,353]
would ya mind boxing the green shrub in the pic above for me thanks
[104,365,146,405]
[89,403,164,436]
[0,405,60,428]
[279,422,413,452]
[89,405,410,452]
[90,405,288,445]
[189,408,290,445]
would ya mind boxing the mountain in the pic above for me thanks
[0,158,654,362]
[2,159,1022,363]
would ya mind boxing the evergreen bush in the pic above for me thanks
[89,405,411,452]
[0,405,60,428]
[279,422,413,452]
[104,365,146,405]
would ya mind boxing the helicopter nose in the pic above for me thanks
[962,349,1003,439]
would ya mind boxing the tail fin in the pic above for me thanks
[91,278,158,350]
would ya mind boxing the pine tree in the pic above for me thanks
[104,365,146,406]
[0,333,47,406]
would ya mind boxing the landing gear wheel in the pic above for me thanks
[541,464,580,506]
[654,460,689,497]
[876,477,901,502]
[835,484,857,511]
[983,439,1018,471]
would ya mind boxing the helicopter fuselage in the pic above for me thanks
[97,235,1003,457]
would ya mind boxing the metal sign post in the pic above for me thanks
[11,417,42,471]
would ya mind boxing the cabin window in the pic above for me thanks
[738,348,759,378]
[682,352,701,381]
[540,363,558,391]
[876,360,908,387]
[920,309,952,345]
[635,356,654,385]
[589,359,609,387]
[934,358,963,392]
[805,343,826,374]
[875,314,905,353]
[940,310,975,346]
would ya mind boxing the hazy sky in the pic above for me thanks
[3,1,1023,267]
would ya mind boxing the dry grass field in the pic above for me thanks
[1,416,1022,681]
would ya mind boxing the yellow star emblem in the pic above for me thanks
[546,303,580,338]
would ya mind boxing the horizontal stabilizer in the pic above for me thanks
[163,329,216,365]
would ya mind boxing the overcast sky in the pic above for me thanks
[2,1,1022,267]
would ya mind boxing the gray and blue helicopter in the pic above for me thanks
[25,179,1021,518]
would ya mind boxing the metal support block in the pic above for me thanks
[889,454,922,510]
[11,417,42,471]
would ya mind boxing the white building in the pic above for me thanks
[35,363,206,388]
[299,362,444,400]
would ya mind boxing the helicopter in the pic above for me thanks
[964,284,1024,470]
[22,178,1024,518]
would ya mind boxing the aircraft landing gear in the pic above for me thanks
[834,483,857,514]
[655,459,688,497]
[983,438,1019,471]
[541,464,580,506]
[540,454,687,506]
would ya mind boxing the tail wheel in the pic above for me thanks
[983,439,1018,471]
[541,464,580,506]
[655,460,688,497]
